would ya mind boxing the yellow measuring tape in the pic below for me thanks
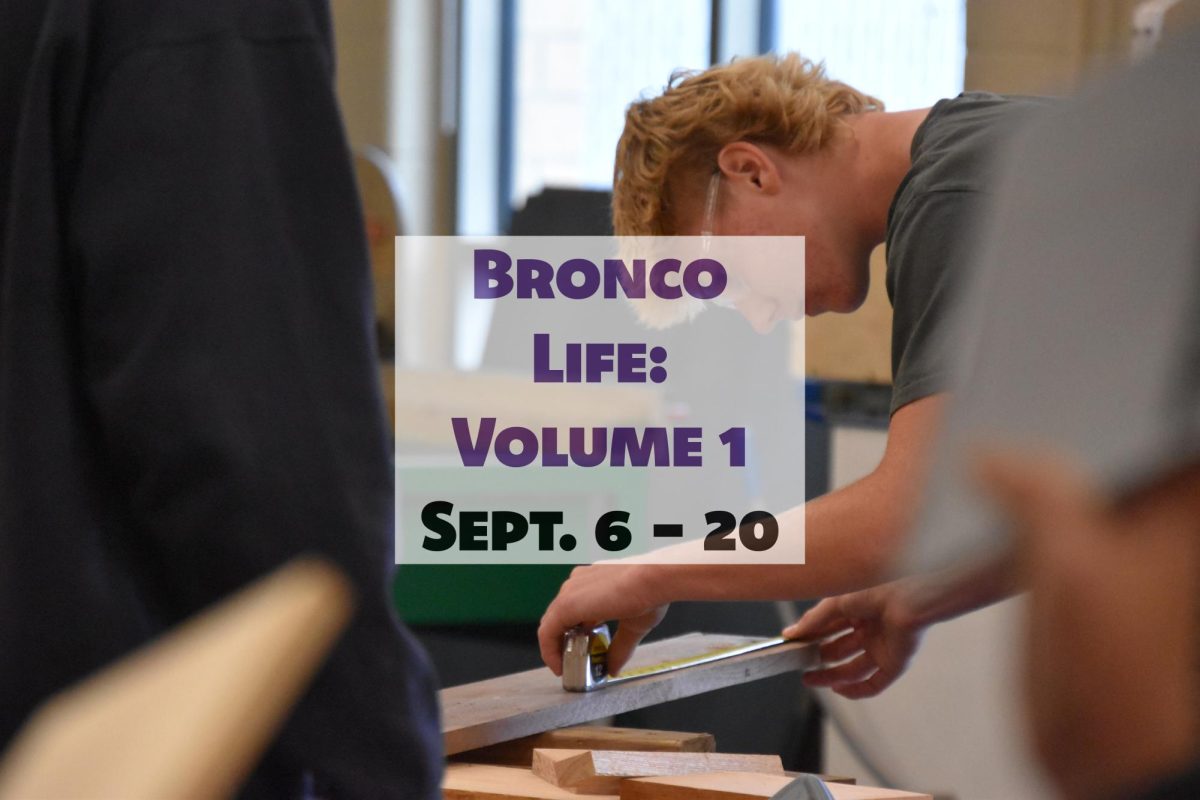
[562,625,789,691]
[612,637,789,680]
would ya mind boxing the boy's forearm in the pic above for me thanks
[898,555,1019,629]
[643,472,910,604]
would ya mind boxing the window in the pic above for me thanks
[771,0,966,110]
[452,0,965,367]
[459,0,964,236]
[510,0,711,210]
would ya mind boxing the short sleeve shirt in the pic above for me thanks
[885,92,1053,414]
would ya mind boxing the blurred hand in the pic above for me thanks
[976,449,1200,800]
[538,564,669,676]
[783,581,924,699]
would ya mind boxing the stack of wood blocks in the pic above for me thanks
[440,634,931,799]
[444,725,931,799]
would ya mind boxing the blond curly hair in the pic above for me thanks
[612,53,883,239]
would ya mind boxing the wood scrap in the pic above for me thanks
[452,726,715,766]
[620,771,933,800]
[532,749,783,794]
[442,763,617,800]
[442,633,817,754]
[0,559,352,800]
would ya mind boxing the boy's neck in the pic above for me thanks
[846,107,930,246]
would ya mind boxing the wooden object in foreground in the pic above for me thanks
[441,633,817,755]
[453,726,715,766]
[621,772,933,800]
[443,763,617,800]
[0,559,352,800]
[533,749,783,794]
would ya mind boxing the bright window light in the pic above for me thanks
[773,0,966,111]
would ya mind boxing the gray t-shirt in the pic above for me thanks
[885,92,1053,414]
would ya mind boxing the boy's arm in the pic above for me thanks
[539,394,946,675]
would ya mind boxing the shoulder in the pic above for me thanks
[908,92,1056,195]
[885,93,1054,277]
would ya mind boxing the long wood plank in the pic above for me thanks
[533,749,783,794]
[452,726,715,766]
[441,633,817,755]
[621,772,933,800]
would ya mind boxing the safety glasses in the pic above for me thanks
[700,170,722,248]
[699,170,748,309]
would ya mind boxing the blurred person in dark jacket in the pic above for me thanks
[0,1,441,796]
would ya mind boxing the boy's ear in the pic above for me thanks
[717,142,781,194]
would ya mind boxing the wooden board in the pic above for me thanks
[0,559,351,799]
[452,726,715,766]
[621,772,933,800]
[443,763,617,800]
[533,749,783,794]
[442,633,816,755]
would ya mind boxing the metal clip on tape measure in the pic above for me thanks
[561,624,613,692]
[561,624,789,692]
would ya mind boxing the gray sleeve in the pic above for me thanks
[887,189,982,415]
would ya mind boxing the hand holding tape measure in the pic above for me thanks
[537,563,671,678]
